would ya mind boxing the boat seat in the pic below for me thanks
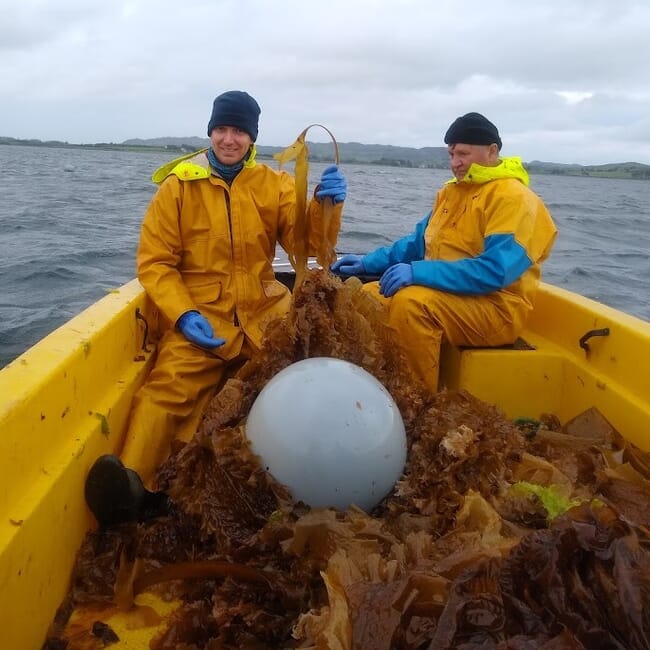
[438,332,564,420]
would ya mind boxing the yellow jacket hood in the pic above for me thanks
[447,156,530,187]
[151,146,258,185]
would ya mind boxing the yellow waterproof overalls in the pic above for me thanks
[364,158,557,394]
[120,150,341,483]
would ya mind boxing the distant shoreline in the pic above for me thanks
[2,136,649,180]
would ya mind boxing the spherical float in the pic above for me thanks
[245,357,407,511]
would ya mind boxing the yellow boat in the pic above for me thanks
[1,270,649,649]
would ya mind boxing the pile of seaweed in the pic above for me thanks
[46,270,650,649]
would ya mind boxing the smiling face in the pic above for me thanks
[209,125,253,165]
[448,142,500,181]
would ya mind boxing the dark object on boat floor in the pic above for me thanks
[84,454,171,528]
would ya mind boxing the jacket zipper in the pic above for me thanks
[223,190,240,327]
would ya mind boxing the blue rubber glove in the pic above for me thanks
[177,311,226,348]
[315,164,347,203]
[379,263,414,297]
[330,254,366,276]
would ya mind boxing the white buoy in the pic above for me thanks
[245,357,407,511]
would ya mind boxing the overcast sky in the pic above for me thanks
[2,0,650,165]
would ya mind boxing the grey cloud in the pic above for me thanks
[1,0,650,165]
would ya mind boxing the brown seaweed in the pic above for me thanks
[45,269,650,649]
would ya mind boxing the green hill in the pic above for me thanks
[526,159,650,180]
[2,136,650,178]
[120,137,450,168]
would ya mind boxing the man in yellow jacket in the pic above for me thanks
[333,112,557,394]
[85,91,346,526]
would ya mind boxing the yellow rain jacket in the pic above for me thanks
[363,157,557,393]
[138,148,336,360]
[122,149,341,482]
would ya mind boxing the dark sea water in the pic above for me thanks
[1,144,649,369]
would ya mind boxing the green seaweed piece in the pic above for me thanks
[94,412,110,436]
[512,481,583,520]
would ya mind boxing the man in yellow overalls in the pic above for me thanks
[85,91,347,527]
[333,112,557,394]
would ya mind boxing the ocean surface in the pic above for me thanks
[1,144,649,369]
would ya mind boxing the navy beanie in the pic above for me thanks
[444,112,502,150]
[207,90,261,141]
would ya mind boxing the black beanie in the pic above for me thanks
[444,112,502,150]
[207,90,261,141]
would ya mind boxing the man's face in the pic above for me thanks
[210,125,253,165]
[447,143,499,181]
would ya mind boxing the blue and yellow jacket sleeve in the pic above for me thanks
[362,211,534,294]
[362,213,430,273]
[408,233,533,294]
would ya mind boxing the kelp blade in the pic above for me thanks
[273,124,340,286]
